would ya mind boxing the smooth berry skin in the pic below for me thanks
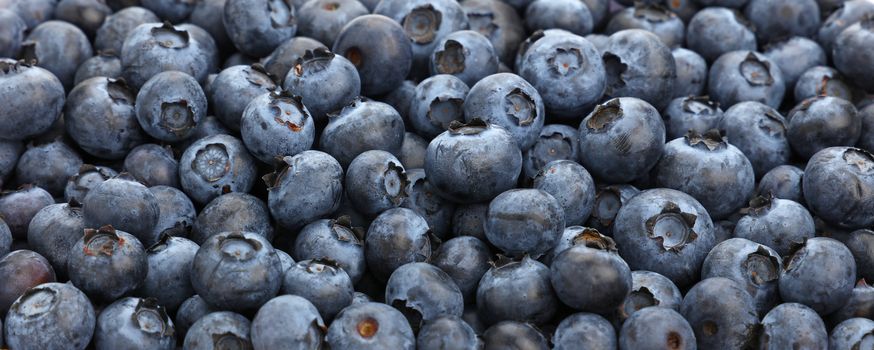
[94,297,176,350]
[401,168,456,240]
[671,47,708,98]
[719,101,791,178]
[223,0,297,57]
[417,316,481,350]
[83,174,161,246]
[26,201,84,278]
[745,0,820,45]
[297,0,368,47]
[602,29,676,110]
[14,140,83,198]
[663,96,723,141]
[485,189,564,258]
[193,192,273,245]
[701,238,783,316]
[0,60,65,141]
[263,36,327,83]
[179,134,258,205]
[73,51,122,86]
[266,151,344,231]
[787,96,861,160]
[175,295,216,338]
[482,321,549,350]
[0,185,54,240]
[619,307,696,350]
[551,240,632,314]
[708,50,785,110]
[408,74,470,140]
[476,256,557,326]
[681,277,760,349]
[606,3,685,48]
[763,36,826,88]
[757,165,805,205]
[326,302,415,350]
[241,91,315,164]
[22,20,93,90]
[293,218,366,285]
[345,150,409,218]
[4,283,96,350]
[120,22,219,90]
[779,237,857,315]
[209,64,278,132]
[463,73,545,150]
[319,98,406,169]
[0,9,26,58]
[250,295,327,350]
[615,270,684,324]
[803,147,874,229]
[459,0,526,67]
[283,48,361,124]
[429,30,499,88]
[67,227,148,302]
[734,196,815,256]
[124,144,179,189]
[522,125,581,179]
[430,236,491,300]
[552,313,616,350]
[183,311,253,350]
[64,77,145,160]
[95,7,160,53]
[0,250,56,317]
[332,14,413,97]
[364,208,432,282]
[281,259,354,322]
[135,71,207,143]
[137,235,199,314]
[759,303,828,350]
[385,262,464,329]
[686,8,756,62]
[829,318,874,350]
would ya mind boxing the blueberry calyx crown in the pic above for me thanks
[246,63,278,87]
[741,194,775,216]
[570,227,618,252]
[133,298,174,337]
[269,90,310,131]
[212,331,251,349]
[587,98,623,131]
[106,78,135,104]
[781,240,808,271]
[403,4,442,44]
[681,96,719,115]
[18,41,39,65]
[82,225,121,257]
[293,48,336,76]
[0,58,30,74]
[448,118,488,135]
[505,88,537,126]
[739,52,775,86]
[384,161,409,206]
[434,40,465,74]
[305,258,342,274]
[633,2,676,22]
[645,202,699,252]
[842,147,874,173]
[684,129,727,151]
[331,216,365,243]
[218,232,263,261]
[151,22,190,49]
[744,246,780,285]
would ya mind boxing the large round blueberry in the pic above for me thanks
[136,71,207,142]
[67,226,148,302]
[0,9,26,58]
[326,302,415,350]
[95,7,160,53]
[26,200,84,278]
[708,50,785,109]
[283,48,361,123]
[734,195,815,256]
[702,238,782,316]
[21,20,92,90]
[476,256,557,326]
[4,283,96,350]
[138,235,199,313]
[552,313,616,350]
[297,0,369,47]
[606,3,685,48]
[756,165,805,205]
[417,316,481,350]
[409,74,470,139]
[829,317,874,350]
[333,14,412,96]
[681,277,759,349]
[551,232,632,314]
[120,22,219,89]
[250,295,326,349]
[0,250,56,317]
[319,98,406,169]
[719,101,791,178]
[64,77,145,160]
[429,30,499,87]
[265,150,344,231]
[401,168,456,240]
[15,140,83,198]
[763,36,826,88]
[521,125,580,179]
[745,0,820,45]
[663,96,723,141]
[192,192,273,245]
[0,185,54,239]
[346,150,409,218]
[794,66,853,102]
[485,189,564,258]
[364,207,432,282]
[385,262,464,330]
[209,64,278,132]
[759,303,828,349]
[671,47,708,98]
[281,259,354,322]
[686,7,756,62]
[124,144,179,188]
[787,96,861,160]
[586,184,640,236]
[0,60,65,141]
[223,0,297,57]
[618,307,696,350]
[818,0,874,54]
[94,297,176,350]
[463,73,545,150]
[183,311,253,350]
[803,147,874,229]
[83,173,160,245]
[293,217,366,284]
[430,236,490,300]
[779,237,856,315]
[602,29,676,110]
[179,134,258,205]
[241,90,315,164]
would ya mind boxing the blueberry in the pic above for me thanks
[613,188,717,289]
[607,3,685,48]
[120,22,219,89]
[817,0,874,54]
[263,36,328,82]
[485,189,564,258]
[586,184,640,236]
[745,0,821,45]
[401,168,456,240]
[780,237,857,314]
[20,20,92,90]
[417,315,481,350]
[517,31,605,119]
[250,295,326,349]
[209,64,278,132]
[425,119,522,204]
[803,147,874,229]
[763,37,826,89]
[0,9,26,58]
[708,51,785,109]
[663,96,723,141]
[345,150,409,218]
[654,130,755,220]
[4,282,96,350]
[73,51,123,86]
[686,8,757,63]
[124,144,179,188]
[701,238,782,316]
[293,217,365,284]
[26,200,84,278]
[326,302,415,349]
[757,303,828,349]
[522,125,581,179]
[53,0,111,37]
[578,98,666,184]
[429,30,499,87]
[364,207,432,282]
[532,161,595,227]
[94,7,161,53]
[734,195,815,256]
[551,232,632,314]
[719,101,791,178]
[846,229,874,282]
[382,80,418,125]
[451,203,488,242]
[619,307,696,350]
[0,185,54,239]
[188,0,233,53]
[671,48,708,98]
[83,173,160,245]
[68,226,148,302]
[140,0,195,22]
[824,281,874,328]
[460,0,526,66]
[281,259,354,322]
[0,250,56,317]
[138,235,199,313]
[333,14,413,96]
[543,226,596,265]
[175,295,217,340]
[265,150,344,231]
[408,74,469,139]
[0,60,65,141]
[430,236,490,300]
[525,0,593,36]
[297,0,368,47]
[757,165,806,205]
[476,256,557,326]
[94,297,176,350]
[615,270,683,324]
[385,262,463,330]
[135,71,207,142]
[15,140,83,197]
[64,165,118,204]
[319,98,406,169]
[481,321,549,350]
[463,73,544,150]
[284,48,361,124]
[193,192,273,244]
[681,277,759,349]
[223,0,297,57]
[829,318,874,349]
[0,140,23,188]
[788,96,861,159]
[179,134,258,205]
[241,91,315,164]
[183,311,253,350]
[602,29,676,110]
[65,77,145,160]
[552,313,616,350]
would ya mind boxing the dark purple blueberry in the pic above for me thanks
[138,235,199,313]
[179,134,258,205]
[832,17,874,92]
[141,0,195,22]
[552,313,615,350]
[606,3,684,48]
[265,150,344,231]
[602,29,676,110]
[332,14,412,96]
[240,90,315,164]
[319,98,406,169]
[521,125,580,179]
[430,236,491,300]
[189,0,233,53]
[464,73,545,150]
[551,232,632,314]
[803,147,874,229]
[417,315,481,350]
[73,51,122,86]
[326,302,415,350]
[250,295,326,349]
[0,60,65,141]
[398,132,428,170]
[53,0,111,37]
[780,237,857,314]
[83,173,160,245]
[183,311,253,350]
[26,200,84,278]
[681,277,759,349]
[94,6,161,53]
[619,307,695,350]
[297,0,368,47]
[364,207,432,282]
[15,140,83,197]
[0,219,10,258]
[825,280,874,328]
[223,0,297,57]
[613,188,717,289]
[429,30,500,87]
[124,144,179,188]
[846,229,874,282]
[451,203,488,242]
[485,189,564,258]
[135,71,207,142]
[64,77,145,160]
[663,96,723,145]
[0,185,55,239]
[209,64,278,132]
[482,321,549,350]
[401,168,455,240]
[0,140,23,188]
[0,250,56,317]
[192,192,273,245]
[614,270,683,325]
[707,51,785,109]
[408,74,469,140]
[120,22,219,89]
[67,226,148,302]
[284,48,361,124]
[701,238,782,316]
[734,195,815,256]
[757,165,805,205]
[476,256,557,326]
[4,282,96,350]
[94,297,176,350]
[175,295,217,339]
[787,96,861,159]
[719,101,791,178]
[817,0,874,54]
[293,217,365,284]
[21,20,93,90]
[281,259,354,322]
[672,48,708,98]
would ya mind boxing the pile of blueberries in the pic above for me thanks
[1,0,874,348]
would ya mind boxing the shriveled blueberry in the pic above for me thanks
[223,0,297,57]
[552,313,615,350]
[95,7,160,53]
[606,3,685,48]
[417,315,481,350]
[190,231,282,313]
[0,9,26,58]
[0,185,54,239]
[333,14,412,96]
[525,0,593,36]
[364,207,432,282]
[681,277,759,349]
[829,318,874,350]
[763,37,826,88]
[409,74,469,139]
[482,321,548,350]
[0,250,56,317]
[26,200,83,278]
[745,0,820,45]
[578,97,666,184]
[601,29,676,110]
[284,48,360,124]
[431,236,491,300]
[385,262,463,330]
[4,282,96,350]
[0,60,65,141]
[263,36,327,82]
[663,96,723,142]
[319,98,405,169]
[708,50,785,109]
[551,232,632,314]
[485,189,564,258]
[179,134,257,205]
[430,30,499,87]
[476,256,557,326]
[757,165,805,205]
[613,188,717,289]
[401,168,455,240]
[586,184,640,236]
[719,101,791,178]
[460,0,526,66]
[123,144,179,188]
[293,217,365,284]
[281,259,354,322]
[619,307,695,350]
[121,22,219,89]
[67,226,148,302]
[824,281,874,328]
[73,51,122,86]
[780,237,856,314]
[94,297,176,350]
[64,77,145,160]
[297,0,368,47]
[138,235,198,313]
[734,195,815,256]
[803,147,874,229]
[15,140,83,197]
[83,173,160,245]
[463,73,545,150]
[517,31,605,119]
[21,20,92,90]
[326,302,415,350]
[425,119,522,204]
[654,130,755,220]
[183,311,252,350]
[787,96,861,159]
[672,48,708,98]
[702,238,782,316]
[209,64,278,132]
[265,151,343,231]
